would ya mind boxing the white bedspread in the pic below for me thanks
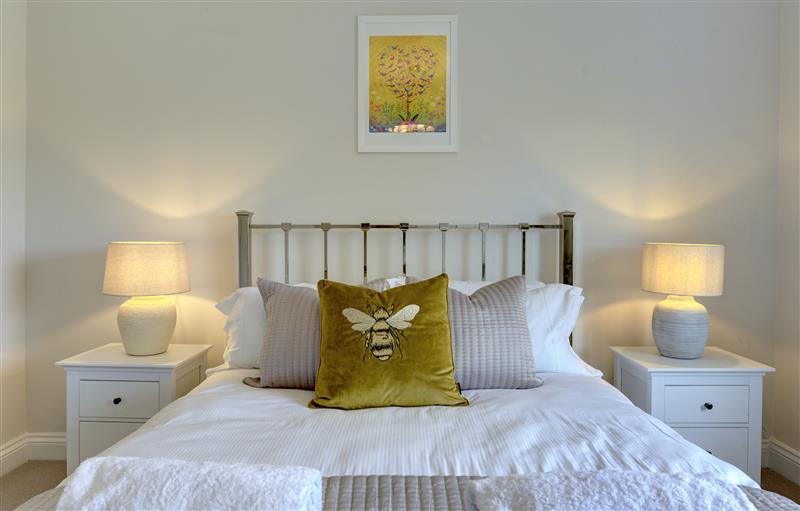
[99,370,755,487]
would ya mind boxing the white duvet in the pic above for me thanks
[101,370,755,487]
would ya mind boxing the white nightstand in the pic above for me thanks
[611,346,774,484]
[56,343,211,474]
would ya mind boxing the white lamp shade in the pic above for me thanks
[642,243,724,297]
[103,242,190,296]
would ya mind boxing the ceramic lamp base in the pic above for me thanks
[652,295,708,359]
[118,296,176,356]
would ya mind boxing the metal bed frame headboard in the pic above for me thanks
[236,211,575,288]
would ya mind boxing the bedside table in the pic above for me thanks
[56,342,211,474]
[611,346,774,484]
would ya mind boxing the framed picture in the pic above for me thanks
[358,15,458,153]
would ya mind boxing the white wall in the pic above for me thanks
[1,0,28,471]
[772,0,800,474]
[26,2,781,439]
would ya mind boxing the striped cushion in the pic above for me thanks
[256,280,320,389]
[251,277,410,389]
[448,276,540,389]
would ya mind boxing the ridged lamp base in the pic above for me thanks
[652,295,708,359]
[118,296,176,356]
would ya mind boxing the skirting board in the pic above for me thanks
[763,437,800,484]
[0,432,66,476]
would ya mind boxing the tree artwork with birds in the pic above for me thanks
[368,35,447,133]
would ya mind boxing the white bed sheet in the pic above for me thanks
[102,369,755,487]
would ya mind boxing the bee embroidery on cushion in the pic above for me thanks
[342,303,420,361]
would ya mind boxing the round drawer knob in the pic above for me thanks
[113,397,122,405]
[703,402,713,410]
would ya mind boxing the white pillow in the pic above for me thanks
[449,280,545,295]
[527,285,601,376]
[216,287,267,369]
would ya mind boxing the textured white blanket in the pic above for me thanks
[56,456,322,511]
[465,471,757,511]
[99,370,754,486]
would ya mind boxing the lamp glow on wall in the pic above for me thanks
[103,242,190,356]
[642,243,725,359]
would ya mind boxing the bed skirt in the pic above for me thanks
[17,475,800,511]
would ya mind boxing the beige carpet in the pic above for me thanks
[0,461,798,510]
[0,461,65,511]
[763,468,800,504]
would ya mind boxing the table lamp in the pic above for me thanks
[103,242,190,356]
[642,242,725,359]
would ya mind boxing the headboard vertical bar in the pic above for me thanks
[557,211,576,346]
[321,223,331,280]
[519,223,530,276]
[361,223,370,284]
[400,223,409,276]
[479,223,489,281]
[281,223,292,284]
[557,211,575,285]
[439,223,449,274]
[236,211,253,287]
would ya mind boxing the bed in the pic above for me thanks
[56,368,758,482]
[19,369,798,510]
[19,211,798,510]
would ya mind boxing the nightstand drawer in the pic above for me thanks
[79,380,160,418]
[79,421,142,462]
[673,427,748,470]
[664,385,749,423]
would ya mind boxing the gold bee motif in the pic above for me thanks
[342,303,420,361]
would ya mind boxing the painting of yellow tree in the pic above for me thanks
[369,35,447,133]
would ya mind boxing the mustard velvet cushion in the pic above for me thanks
[312,274,468,410]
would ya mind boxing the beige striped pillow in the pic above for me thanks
[447,276,540,389]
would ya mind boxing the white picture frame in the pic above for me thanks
[357,15,458,153]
